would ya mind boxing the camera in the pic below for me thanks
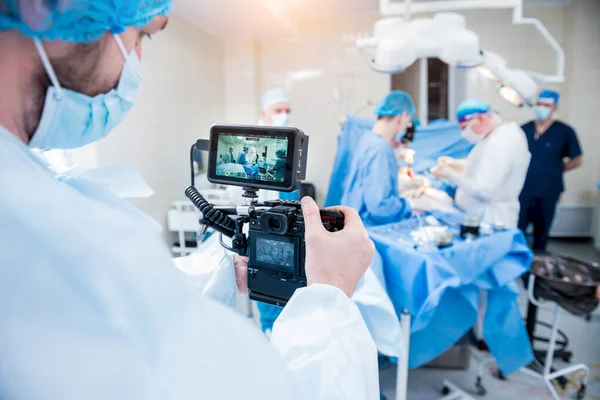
[186,125,344,306]
[400,119,416,145]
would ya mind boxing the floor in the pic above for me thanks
[379,239,600,400]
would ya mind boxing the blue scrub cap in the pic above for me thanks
[538,89,560,106]
[275,149,287,158]
[0,0,172,44]
[374,90,416,117]
[456,99,491,123]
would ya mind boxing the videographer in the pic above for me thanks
[0,2,379,399]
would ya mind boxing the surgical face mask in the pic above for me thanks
[461,124,482,144]
[29,35,144,150]
[534,106,552,121]
[271,113,290,127]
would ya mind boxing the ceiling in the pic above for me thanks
[172,0,379,39]
[172,0,570,40]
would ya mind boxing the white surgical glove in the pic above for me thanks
[433,165,462,181]
[436,156,466,173]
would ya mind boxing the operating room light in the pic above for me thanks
[475,65,498,81]
[477,50,538,107]
[361,13,482,72]
[497,84,524,107]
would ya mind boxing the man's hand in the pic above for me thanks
[437,156,456,168]
[301,197,375,298]
[433,166,456,180]
[232,255,249,294]
[596,285,600,301]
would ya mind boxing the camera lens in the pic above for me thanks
[261,213,289,235]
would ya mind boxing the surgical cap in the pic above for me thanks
[275,149,287,158]
[538,89,560,106]
[374,91,416,117]
[456,99,491,123]
[0,0,171,44]
[262,88,290,111]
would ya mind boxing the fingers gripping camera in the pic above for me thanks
[186,125,344,306]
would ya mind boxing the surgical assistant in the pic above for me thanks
[225,88,297,334]
[518,90,583,250]
[0,2,379,399]
[435,100,531,228]
[341,91,413,227]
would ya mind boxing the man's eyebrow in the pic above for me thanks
[160,17,169,31]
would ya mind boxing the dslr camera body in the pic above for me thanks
[186,125,344,306]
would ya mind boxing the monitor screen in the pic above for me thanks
[215,132,290,185]
[255,237,295,272]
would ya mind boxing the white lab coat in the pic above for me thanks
[0,126,379,400]
[454,122,531,228]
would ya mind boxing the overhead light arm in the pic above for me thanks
[512,2,565,83]
[379,0,565,83]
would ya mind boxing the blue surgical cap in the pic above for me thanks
[0,0,172,44]
[374,91,416,117]
[457,99,491,123]
[538,89,560,106]
[275,149,287,158]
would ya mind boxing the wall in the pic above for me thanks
[92,15,225,230]
[560,0,600,205]
[254,2,600,206]
[257,16,389,204]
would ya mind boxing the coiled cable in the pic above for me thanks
[185,186,236,237]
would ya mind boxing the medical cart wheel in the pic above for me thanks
[474,377,487,396]
[575,383,586,400]
[493,368,506,381]
[441,386,450,395]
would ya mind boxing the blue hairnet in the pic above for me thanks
[0,0,172,44]
[374,91,416,117]
[538,89,560,106]
[275,149,287,158]
[456,99,491,123]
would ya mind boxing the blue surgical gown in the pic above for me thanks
[0,126,379,399]
[341,132,411,227]
[237,152,247,165]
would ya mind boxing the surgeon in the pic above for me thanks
[237,146,249,165]
[252,89,295,335]
[434,100,531,228]
[224,146,235,163]
[341,91,413,226]
[270,149,287,181]
[0,2,379,399]
[518,90,583,250]
[260,87,292,127]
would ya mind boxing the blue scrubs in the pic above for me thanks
[341,132,411,227]
[237,152,247,165]
[518,120,582,250]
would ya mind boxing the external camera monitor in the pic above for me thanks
[207,125,308,192]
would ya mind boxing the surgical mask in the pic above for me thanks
[461,125,482,144]
[534,106,552,121]
[29,35,144,150]
[271,113,290,127]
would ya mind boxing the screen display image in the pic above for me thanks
[215,133,289,184]
[255,238,295,270]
